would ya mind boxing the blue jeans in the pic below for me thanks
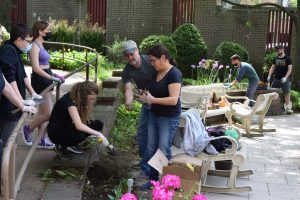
[246,81,258,107]
[137,104,150,174]
[146,112,180,181]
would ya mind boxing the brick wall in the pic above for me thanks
[26,0,87,27]
[25,0,297,78]
[106,0,173,45]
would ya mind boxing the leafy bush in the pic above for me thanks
[78,17,105,52]
[50,17,105,53]
[110,102,141,149]
[263,50,276,73]
[291,90,300,112]
[104,35,127,68]
[0,25,10,42]
[171,23,207,77]
[51,20,76,44]
[139,35,177,59]
[213,41,249,66]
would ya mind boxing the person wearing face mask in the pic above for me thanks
[22,21,65,150]
[121,40,155,179]
[228,54,259,107]
[0,23,42,144]
[267,45,293,114]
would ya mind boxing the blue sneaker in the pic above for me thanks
[22,125,33,146]
[38,137,55,149]
[139,181,152,191]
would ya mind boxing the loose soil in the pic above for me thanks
[81,148,141,200]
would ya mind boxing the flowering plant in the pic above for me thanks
[189,59,238,85]
[118,174,208,200]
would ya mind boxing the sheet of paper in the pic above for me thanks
[148,149,169,174]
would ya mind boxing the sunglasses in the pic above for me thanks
[23,39,32,44]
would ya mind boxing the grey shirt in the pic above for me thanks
[121,55,154,90]
[236,62,259,84]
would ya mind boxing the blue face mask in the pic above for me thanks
[20,43,32,54]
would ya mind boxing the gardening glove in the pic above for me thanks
[281,77,287,83]
[53,73,65,83]
[23,99,36,106]
[22,106,36,114]
[31,92,43,100]
[50,75,62,84]
[139,91,153,105]
[267,76,271,83]
[224,83,232,89]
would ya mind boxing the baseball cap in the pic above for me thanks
[123,40,137,55]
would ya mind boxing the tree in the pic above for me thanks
[0,0,13,28]
[222,0,300,90]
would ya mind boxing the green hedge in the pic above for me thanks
[139,35,177,59]
[171,23,207,77]
[213,41,249,66]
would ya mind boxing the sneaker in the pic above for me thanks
[286,108,294,114]
[55,145,73,160]
[37,137,55,149]
[22,125,33,146]
[67,145,84,154]
[139,181,152,191]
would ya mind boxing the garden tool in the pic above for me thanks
[98,137,116,156]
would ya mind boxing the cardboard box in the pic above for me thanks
[148,149,202,197]
[163,162,201,196]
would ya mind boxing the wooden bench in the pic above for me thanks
[171,108,253,193]
[180,83,249,123]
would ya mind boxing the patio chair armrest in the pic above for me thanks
[225,94,249,105]
[229,101,244,111]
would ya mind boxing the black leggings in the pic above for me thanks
[47,120,103,147]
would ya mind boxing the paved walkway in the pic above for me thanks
[15,67,300,199]
[204,114,300,200]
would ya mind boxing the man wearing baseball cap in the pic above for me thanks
[121,40,155,179]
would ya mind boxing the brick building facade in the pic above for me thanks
[24,0,296,78]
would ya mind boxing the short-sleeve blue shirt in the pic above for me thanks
[236,62,259,84]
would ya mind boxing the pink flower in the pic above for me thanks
[162,174,181,190]
[192,194,208,200]
[218,65,224,69]
[120,192,138,200]
[226,65,230,69]
[191,64,196,69]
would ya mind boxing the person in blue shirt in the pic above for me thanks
[228,54,259,107]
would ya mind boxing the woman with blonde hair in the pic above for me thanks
[47,81,109,160]
[22,21,64,149]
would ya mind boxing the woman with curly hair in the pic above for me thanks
[47,81,108,160]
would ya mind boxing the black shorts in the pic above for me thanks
[31,68,53,94]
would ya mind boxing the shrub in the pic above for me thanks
[104,35,127,68]
[213,41,249,66]
[263,50,276,73]
[291,90,300,111]
[51,20,76,44]
[78,16,105,52]
[50,17,105,53]
[139,35,177,59]
[171,23,207,77]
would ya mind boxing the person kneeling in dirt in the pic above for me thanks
[47,81,109,160]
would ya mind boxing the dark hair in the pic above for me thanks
[275,45,284,51]
[32,21,49,41]
[10,23,31,42]
[148,44,177,67]
[230,54,241,61]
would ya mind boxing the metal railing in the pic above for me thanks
[1,42,99,200]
